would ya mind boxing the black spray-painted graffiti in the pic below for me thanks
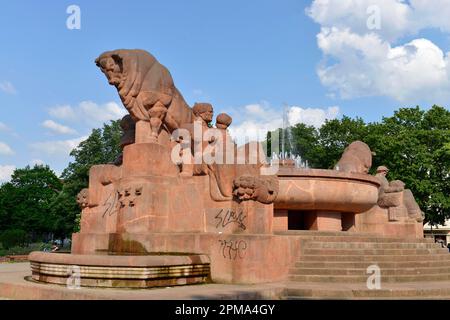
[218,239,248,260]
[102,186,143,218]
[102,190,120,218]
[215,208,247,230]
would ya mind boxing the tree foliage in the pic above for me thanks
[0,165,62,240]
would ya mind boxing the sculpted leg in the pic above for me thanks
[148,101,167,143]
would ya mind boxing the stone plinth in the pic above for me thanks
[355,205,424,239]
[122,143,179,177]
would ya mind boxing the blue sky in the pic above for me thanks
[1,0,450,179]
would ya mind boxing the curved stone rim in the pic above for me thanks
[29,252,210,267]
[276,168,380,186]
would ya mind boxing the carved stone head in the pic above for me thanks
[95,54,123,86]
[193,103,213,124]
[76,188,89,209]
[216,113,232,129]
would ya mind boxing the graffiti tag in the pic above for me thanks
[215,208,246,230]
[218,239,248,260]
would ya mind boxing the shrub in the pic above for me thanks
[0,229,28,250]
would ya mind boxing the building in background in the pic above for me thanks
[424,220,450,246]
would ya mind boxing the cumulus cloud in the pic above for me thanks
[307,0,413,41]
[0,81,17,95]
[48,105,77,121]
[48,101,127,126]
[288,106,339,127]
[228,103,339,144]
[307,0,450,103]
[0,165,15,183]
[42,120,77,135]
[0,142,14,156]
[31,136,88,156]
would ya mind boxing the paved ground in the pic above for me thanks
[2,262,450,300]
[0,262,284,300]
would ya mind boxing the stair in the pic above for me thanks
[284,233,450,299]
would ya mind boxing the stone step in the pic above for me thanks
[302,254,450,262]
[295,260,450,269]
[283,287,450,299]
[302,236,434,243]
[275,230,381,237]
[302,248,448,256]
[289,273,450,283]
[290,266,450,276]
[284,296,450,300]
[275,231,435,243]
[305,241,441,250]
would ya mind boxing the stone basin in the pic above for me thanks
[274,168,380,213]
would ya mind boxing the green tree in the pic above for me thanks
[52,120,122,233]
[369,106,450,225]
[312,116,368,169]
[289,123,319,165]
[0,165,62,240]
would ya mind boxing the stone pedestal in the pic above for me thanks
[355,205,424,238]
[134,120,153,144]
[122,143,179,177]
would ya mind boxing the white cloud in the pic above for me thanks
[48,105,77,121]
[42,120,77,135]
[288,106,340,127]
[0,142,14,156]
[31,136,88,156]
[78,101,127,124]
[0,165,15,183]
[48,101,126,126]
[307,0,413,42]
[307,0,450,103]
[317,29,450,101]
[0,81,17,95]
[228,103,339,144]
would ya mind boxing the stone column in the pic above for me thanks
[273,209,288,232]
[315,211,342,231]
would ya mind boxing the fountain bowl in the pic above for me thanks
[274,168,380,213]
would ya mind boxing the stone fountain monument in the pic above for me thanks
[29,49,426,289]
